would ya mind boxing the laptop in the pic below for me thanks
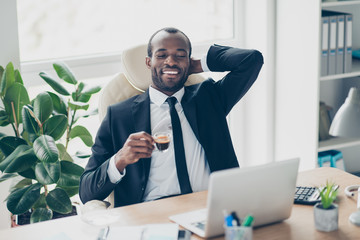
[169,158,300,238]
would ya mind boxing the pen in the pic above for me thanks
[223,210,234,227]
[231,211,240,226]
[225,214,234,227]
[242,215,254,227]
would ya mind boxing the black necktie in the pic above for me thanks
[167,97,193,194]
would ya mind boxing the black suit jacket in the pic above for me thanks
[79,44,263,207]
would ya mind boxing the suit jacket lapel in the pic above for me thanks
[132,90,151,192]
[182,87,200,141]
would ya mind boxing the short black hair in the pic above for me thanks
[147,27,192,57]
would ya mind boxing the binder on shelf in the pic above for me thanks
[344,13,353,73]
[336,14,345,74]
[321,15,329,76]
[328,14,337,75]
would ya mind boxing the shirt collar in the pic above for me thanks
[149,86,185,107]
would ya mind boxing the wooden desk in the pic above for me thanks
[1,167,360,239]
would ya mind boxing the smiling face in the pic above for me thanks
[146,31,191,96]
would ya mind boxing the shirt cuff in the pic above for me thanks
[200,46,211,72]
[107,155,126,184]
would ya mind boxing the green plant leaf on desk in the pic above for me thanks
[319,181,338,209]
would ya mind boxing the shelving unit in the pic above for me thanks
[275,0,360,171]
[318,1,360,159]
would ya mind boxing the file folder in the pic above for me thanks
[336,15,345,74]
[328,14,337,75]
[321,15,329,76]
[344,13,352,73]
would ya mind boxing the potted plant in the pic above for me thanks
[314,181,339,232]
[0,61,101,225]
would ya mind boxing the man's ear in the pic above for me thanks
[145,57,151,69]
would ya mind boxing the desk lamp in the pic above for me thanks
[329,87,360,226]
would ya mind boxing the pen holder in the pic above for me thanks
[224,225,253,240]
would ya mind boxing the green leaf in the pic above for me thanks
[33,135,59,163]
[59,186,79,198]
[30,208,53,223]
[0,62,15,97]
[32,193,46,208]
[57,160,83,197]
[22,105,40,141]
[57,161,84,187]
[46,188,72,214]
[56,143,73,161]
[12,178,32,190]
[75,151,91,159]
[18,168,36,180]
[34,92,53,124]
[0,145,37,173]
[0,136,27,156]
[35,161,60,185]
[4,82,30,124]
[53,62,77,85]
[68,101,89,111]
[0,66,4,88]
[7,183,42,215]
[69,125,93,147]
[0,173,17,183]
[47,92,68,115]
[14,69,23,85]
[39,72,70,96]
[82,85,101,95]
[43,114,68,141]
[74,108,98,122]
[0,109,10,126]
[73,92,91,103]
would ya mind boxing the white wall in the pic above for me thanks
[275,0,321,170]
[0,0,21,230]
[230,0,276,167]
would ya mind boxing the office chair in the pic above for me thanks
[97,44,205,207]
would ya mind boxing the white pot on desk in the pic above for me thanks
[314,203,338,232]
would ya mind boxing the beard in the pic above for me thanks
[151,66,188,92]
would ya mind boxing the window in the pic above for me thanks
[17,0,234,62]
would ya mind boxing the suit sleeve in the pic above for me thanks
[79,106,118,204]
[206,44,264,115]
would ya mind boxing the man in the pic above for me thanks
[79,27,263,207]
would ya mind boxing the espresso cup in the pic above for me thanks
[153,132,171,152]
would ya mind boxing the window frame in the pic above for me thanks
[17,0,243,87]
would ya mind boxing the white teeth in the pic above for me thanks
[163,71,178,74]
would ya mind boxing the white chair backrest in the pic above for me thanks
[98,44,205,121]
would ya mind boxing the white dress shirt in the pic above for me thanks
[107,52,211,201]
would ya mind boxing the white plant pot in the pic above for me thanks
[314,203,338,232]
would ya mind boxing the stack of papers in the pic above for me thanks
[106,223,179,240]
